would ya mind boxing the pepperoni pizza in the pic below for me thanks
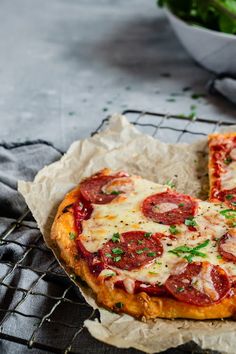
[51,168,236,320]
[209,132,236,208]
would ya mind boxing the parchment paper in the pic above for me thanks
[18,114,236,354]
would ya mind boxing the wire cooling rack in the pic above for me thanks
[0,110,234,354]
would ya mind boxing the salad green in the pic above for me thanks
[158,0,236,34]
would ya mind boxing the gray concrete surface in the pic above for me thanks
[0,0,235,152]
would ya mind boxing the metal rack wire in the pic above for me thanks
[0,110,234,354]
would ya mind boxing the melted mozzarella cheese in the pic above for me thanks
[221,161,236,190]
[191,263,219,301]
[80,175,236,292]
[221,233,236,257]
[230,148,236,161]
[154,202,178,213]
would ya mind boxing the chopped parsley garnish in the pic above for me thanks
[149,270,158,275]
[178,203,185,207]
[104,271,116,277]
[136,249,144,254]
[137,240,143,245]
[191,93,205,99]
[176,287,184,293]
[169,239,210,262]
[169,225,180,235]
[184,217,197,227]
[220,209,236,219]
[232,202,236,206]
[110,190,122,195]
[69,232,76,240]
[111,232,120,243]
[115,302,124,308]
[113,256,121,262]
[144,232,152,238]
[105,253,112,258]
[226,194,234,200]
[112,247,124,255]
[217,255,222,260]
[147,252,156,257]
[165,179,175,188]
[155,261,162,265]
[224,157,232,165]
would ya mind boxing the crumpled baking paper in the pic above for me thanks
[18,114,236,354]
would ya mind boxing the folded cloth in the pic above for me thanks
[209,74,236,104]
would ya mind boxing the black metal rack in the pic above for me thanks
[0,110,234,354]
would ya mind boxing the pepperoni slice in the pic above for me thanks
[73,196,93,234]
[219,188,236,209]
[218,230,236,263]
[73,196,93,259]
[142,191,197,225]
[79,172,130,204]
[99,231,163,271]
[165,261,230,306]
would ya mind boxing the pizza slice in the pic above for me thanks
[51,168,236,320]
[209,132,236,208]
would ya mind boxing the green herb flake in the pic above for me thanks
[110,190,122,195]
[191,93,205,99]
[113,256,121,262]
[149,270,158,275]
[111,233,120,243]
[226,194,233,200]
[69,232,76,240]
[178,203,185,207]
[184,217,197,227]
[144,232,152,239]
[105,253,112,258]
[224,157,232,165]
[165,179,175,188]
[176,287,184,293]
[217,255,222,260]
[169,240,210,262]
[169,225,180,235]
[115,302,124,308]
[103,271,116,277]
[137,240,143,245]
[112,247,124,255]
[220,209,236,219]
[147,252,156,257]
[136,249,144,254]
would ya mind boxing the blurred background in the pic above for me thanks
[0,0,235,151]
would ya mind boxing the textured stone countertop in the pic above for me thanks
[1,0,236,151]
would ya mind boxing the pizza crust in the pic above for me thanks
[51,184,236,320]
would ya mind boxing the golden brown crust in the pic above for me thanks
[208,132,236,203]
[51,179,236,320]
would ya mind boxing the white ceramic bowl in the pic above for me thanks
[165,8,236,74]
